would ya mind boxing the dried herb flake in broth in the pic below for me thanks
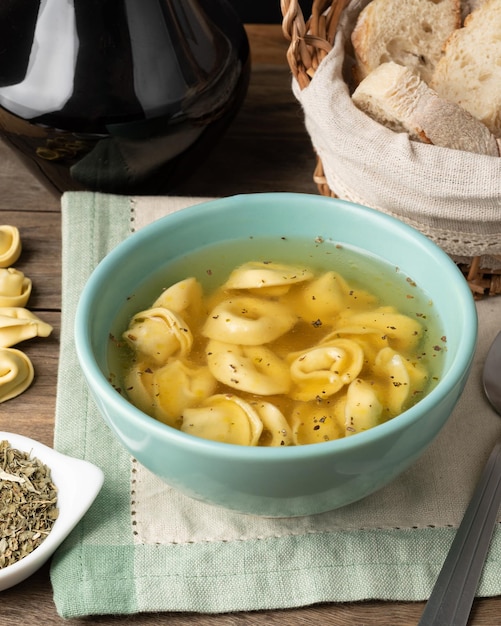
[0,440,58,569]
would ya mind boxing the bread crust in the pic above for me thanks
[351,0,461,85]
[352,62,500,156]
[431,0,501,138]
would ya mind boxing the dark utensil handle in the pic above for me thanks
[418,442,501,626]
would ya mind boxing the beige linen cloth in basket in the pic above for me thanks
[292,0,501,270]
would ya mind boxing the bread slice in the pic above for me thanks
[461,0,488,22]
[351,0,461,85]
[352,62,500,156]
[431,0,501,138]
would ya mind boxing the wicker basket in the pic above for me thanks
[281,0,501,297]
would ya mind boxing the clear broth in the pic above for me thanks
[108,235,446,436]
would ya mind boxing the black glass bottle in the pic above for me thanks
[0,0,250,195]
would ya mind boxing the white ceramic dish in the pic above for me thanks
[0,431,104,591]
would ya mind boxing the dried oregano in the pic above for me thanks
[0,439,58,569]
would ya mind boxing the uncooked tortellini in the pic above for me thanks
[0,268,32,307]
[121,261,432,447]
[0,347,34,402]
[0,308,53,348]
[0,226,21,267]
[0,226,52,403]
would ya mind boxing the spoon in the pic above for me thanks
[418,331,501,626]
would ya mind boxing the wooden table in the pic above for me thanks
[0,24,498,626]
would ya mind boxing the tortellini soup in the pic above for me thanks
[117,259,442,447]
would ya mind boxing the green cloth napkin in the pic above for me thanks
[50,191,501,619]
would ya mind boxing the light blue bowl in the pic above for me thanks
[75,193,477,517]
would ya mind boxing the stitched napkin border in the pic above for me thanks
[50,192,501,619]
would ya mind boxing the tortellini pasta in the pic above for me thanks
[203,297,297,345]
[121,260,433,447]
[321,327,390,366]
[287,338,364,401]
[0,347,34,402]
[153,277,204,326]
[284,270,376,319]
[181,394,263,446]
[152,360,217,427]
[223,261,313,296]
[0,225,21,268]
[373,347,428,416]
[0,227,53,403]
[206,340,291,395]
[344,379,383,436]
[124,359,216,428]
[0,308,52,348]
[252,400,292,446]
[0,268,32,307]
[181,395,292,447]
[123,361,156,417]
[123,307,193,365]
[335,306,423,352]
[290,401,345,445]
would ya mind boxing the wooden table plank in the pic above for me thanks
[0,23,500,626]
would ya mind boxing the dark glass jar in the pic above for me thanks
[0,0,250,195]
